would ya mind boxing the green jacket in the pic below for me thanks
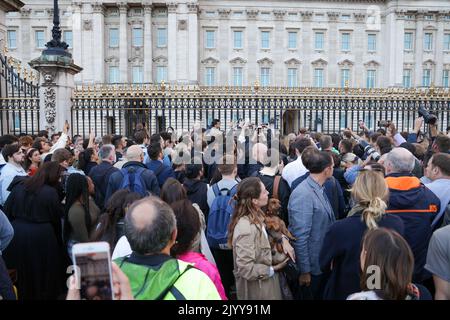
[116,253,221,300]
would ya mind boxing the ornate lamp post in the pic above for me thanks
[42,0,71,57]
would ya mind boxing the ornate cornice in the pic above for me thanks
[327,12,339,21]
[300,11,313,21]
[92,3,105,15]
[246,9,259,20]
[187,2,198,14]
[167,2,178,14]
[218,8,231,19]
[273,10,286,20]
[117,2,128,15]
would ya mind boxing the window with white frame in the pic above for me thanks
[109,66,120,83]
[315,32,324,50]
[233,30,243,49]
[341,33,350,51]
[341,69,350,88]
[35,30,45,48]
[260,67,270,86]
[368,34,377,52]
[132,28,143,47]
[288,32,297,49]
[156,66,167,83]
[109,28,119,47]
[366,70,376,88]
[205,67,215,86]
[261,31,270,49]
[404,32,413,50]
[63,30,72,48]
[132,66,143,83]
[424,33,433,51]
[157,28,167,47]
[314,68,324,87]
[444,34,450,51]
[287,68,298,87]
[233,67,243,86]
[422,69,431,87]
[7,30,16,49]
[443,70,449,87]
[403,69,412,88]
[205,30,215,49]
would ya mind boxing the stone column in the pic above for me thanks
[72,2,82,83]
[394,13,405,87]
[187,2,198,84]
[118,2,128,83]
[30,55,82,134]
[143,2,153,83]
[415,14,424,87]
[92,3,105,83]
[19,8,31,63]
[167,2,178,83]
[435,13,445,85]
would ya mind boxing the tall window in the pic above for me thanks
[260,67,270,86]
[368,34,377,52]
[63,30,72,48]
[341,69,350,88]
[156,66,167,83]
[35,30,45,48]
[287,68,298,87]
[205,30,215,48]
[132,28,143,47]
[341,33,350,51]
[233,31,243,49]
[7,30,16,49]
[288,32,297,49]
[132,66,143,83]
[444,34,450,51]
[424,33,433,51]
[403,69,412,88]
[109,28,119,47]
[315,32,324,50]
[443,70,449,88]
[314,68,324,87]
[109,66,119,83]
[366,70,376,88]
[157,28,167,47]
[205,67,215,86]
[422,69,431,87]
[261,31,270,49]
[404,32,413,50]
[233,67,243,86]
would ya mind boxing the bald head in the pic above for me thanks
[252,143,268,164]
[124,197,176,255]
[385,147,415,175]
[126,145,144,162]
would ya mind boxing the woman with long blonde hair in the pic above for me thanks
[319,170,405,300]
[228,177,288,300]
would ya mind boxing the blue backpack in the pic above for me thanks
[119,166,147,197]
[206,183,238,249]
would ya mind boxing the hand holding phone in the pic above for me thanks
[72,242,114,300]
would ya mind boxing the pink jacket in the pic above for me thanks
[178,251,228,300]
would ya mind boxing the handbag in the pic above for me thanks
[282,259,299,282]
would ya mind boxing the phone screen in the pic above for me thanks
[73,250,113,300]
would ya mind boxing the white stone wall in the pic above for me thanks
[4,0,450,88]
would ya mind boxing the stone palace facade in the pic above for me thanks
[4,0,450,88]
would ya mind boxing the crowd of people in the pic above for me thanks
[0,115,449,301]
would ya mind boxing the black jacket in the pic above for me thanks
[88,161,119,210]
[183,178,209,219]
[319,212,405,300]
[258,173,291,225]
[105,161,160,206]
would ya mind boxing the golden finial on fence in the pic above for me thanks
[254,79,260,93]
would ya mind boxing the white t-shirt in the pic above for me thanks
[112,236,132,260]
[282,156,308,187]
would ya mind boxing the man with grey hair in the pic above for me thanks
[105,145,160,205]
[384,147,440,283]
[115,196,221,300]
[88,144,119,210]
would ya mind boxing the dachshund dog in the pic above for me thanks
[264,198,296,265]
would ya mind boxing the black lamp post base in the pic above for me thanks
[42,47,72,58]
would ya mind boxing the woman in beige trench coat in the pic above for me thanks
[228,177,289,300]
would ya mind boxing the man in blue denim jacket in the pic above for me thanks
[288,147,336,300]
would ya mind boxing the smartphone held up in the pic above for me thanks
[72,242,114,300]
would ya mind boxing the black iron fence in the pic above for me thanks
[0,52,40,135]
[72,84,450,138]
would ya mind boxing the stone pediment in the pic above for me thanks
[257,57,274,65]
[229,57,247,65]
[105,56,119,63]
[364,60,380,67]
[284,58,301,65]
[201,57,220,65]
[338,59,354,66]
[311,58,328,66]
[152,55,168,64]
